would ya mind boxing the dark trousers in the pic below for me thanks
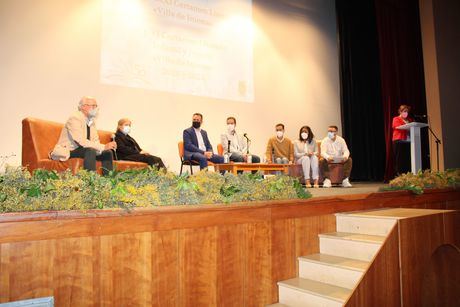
[70,147,113,176]
[230,153,261,174]
[319,157,353,180]
[393,140,411,176]
[229,153,261,163]
[190,153,224,169]
[123,154,165,170]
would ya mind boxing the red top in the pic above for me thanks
[392,116,412,141]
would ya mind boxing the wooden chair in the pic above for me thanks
[217,143,224,156]
[178,141,199,175]
[178,141,215,175]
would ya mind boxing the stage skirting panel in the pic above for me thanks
[0,189,459,306]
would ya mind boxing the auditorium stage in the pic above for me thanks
[0,184,458,306]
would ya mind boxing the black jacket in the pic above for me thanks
[114,130,142,160]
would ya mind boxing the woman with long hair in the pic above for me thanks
[294,125,319,187]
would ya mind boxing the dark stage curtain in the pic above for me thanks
[374,0,429,181]
[336,0,429,182]
[336,0,385,181]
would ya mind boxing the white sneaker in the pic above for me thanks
[323,178,332,188]
[342,177,352,188]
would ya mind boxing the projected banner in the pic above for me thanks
[101,0,254,102]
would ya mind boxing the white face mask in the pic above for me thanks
[88,108,98,119]
[276,131,284,138]
[227,124,235,132]
[122,125,131,135]
[301,132,308,140]
[328,131,336,139]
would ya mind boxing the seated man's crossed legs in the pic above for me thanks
[190,152,224,170]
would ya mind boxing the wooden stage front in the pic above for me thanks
[0,188,459,306]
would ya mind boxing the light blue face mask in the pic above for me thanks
[328,131,336,139]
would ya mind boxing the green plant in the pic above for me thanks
[381,169,460,194]
[0,166,312,213]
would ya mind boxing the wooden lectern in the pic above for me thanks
[397,122,429,174]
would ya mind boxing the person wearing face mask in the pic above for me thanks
[265,123,294,164]
[319,125,352,188]
[183,113,224,170]
[294,126,319,188]
[50,96,116,176]
[220,116,261,163]
[392,105,412,176]
[114,118,165,170]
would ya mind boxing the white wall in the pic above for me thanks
[0,0,341,173]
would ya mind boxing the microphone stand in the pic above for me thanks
[427,126,441,171]
[244,135,251,154]
[417,115,441,171]
[111,134,118,161]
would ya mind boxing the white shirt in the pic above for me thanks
[221,131,247,155]
[320,135,350,160]
[194,128,206,151]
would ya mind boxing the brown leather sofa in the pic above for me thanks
[22,117,148,174]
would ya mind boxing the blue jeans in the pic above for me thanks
[190,152,224,169]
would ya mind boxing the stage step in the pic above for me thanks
[278,277,351,307]
[319,232,384,261]
[270,213,394,306]
[298,253,369,289]
[335,212,397,236]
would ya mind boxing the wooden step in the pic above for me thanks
[300,253,369,271]
[335,213,397,236]
[319,232,384,261]
[298,253,369,289]
[320,232,386,243]
[278,277,351,307]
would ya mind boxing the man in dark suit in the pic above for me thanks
[183,113,224,169]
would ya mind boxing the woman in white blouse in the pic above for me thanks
[294,126,319,188]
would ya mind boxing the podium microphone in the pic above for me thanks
[243,133,251,154]
[243,133,251,142]
[111,134,118,160]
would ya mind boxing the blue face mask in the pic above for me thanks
[328,132,336,139]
